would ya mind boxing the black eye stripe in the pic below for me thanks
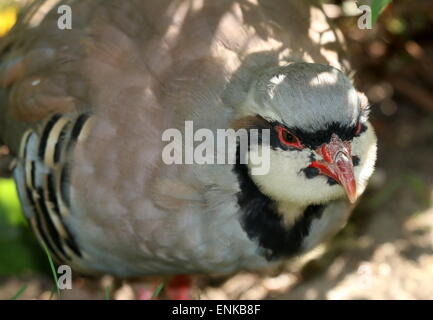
[289,122,360,149]
[270,121,365,149]
[247,116,367,150]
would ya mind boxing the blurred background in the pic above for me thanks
[0,0,432,299]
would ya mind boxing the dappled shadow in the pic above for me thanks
[1,0,433,300]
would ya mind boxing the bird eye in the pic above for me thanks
[276,126,303,149]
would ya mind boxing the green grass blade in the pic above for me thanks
[105,285,111,300]
[42,243,60,298]
[371,0,392,23]
[151,282,165,299]
[9,284,28,300]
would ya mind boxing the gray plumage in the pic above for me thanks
[0,0,377,277]
[251,63,360,131]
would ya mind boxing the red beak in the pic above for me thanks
[308,134,357,203]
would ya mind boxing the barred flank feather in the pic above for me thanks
[14,113,94,273]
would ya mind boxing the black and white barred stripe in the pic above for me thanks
[14,113,93,272]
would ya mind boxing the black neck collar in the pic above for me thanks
[233,148,325,260]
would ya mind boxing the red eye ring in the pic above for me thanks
[276,126,304,149]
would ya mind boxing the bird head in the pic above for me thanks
[235,63,377,206]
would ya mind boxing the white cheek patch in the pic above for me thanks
[245,121,377,206]
[248,147,345,205]
[351,121,378,196]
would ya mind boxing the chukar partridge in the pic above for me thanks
[0,0,377,277]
